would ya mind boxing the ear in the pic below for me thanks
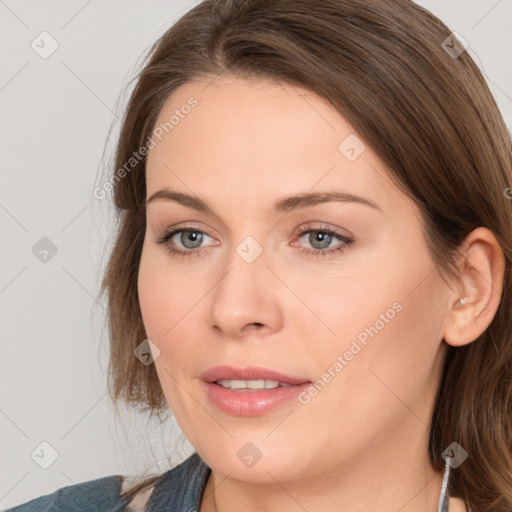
[443,227,505,347]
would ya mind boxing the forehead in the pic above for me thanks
[145,76,405,216]
[148,76,347,163]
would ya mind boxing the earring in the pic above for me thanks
[455,298,468,336]
[437,455,452,512]
[454,297,468,309]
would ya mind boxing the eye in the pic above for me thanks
[155,225,216,258]
[293,224,354,257]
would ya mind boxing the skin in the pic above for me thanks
[137,75,504,512]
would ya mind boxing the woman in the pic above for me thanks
[8,0,512,511]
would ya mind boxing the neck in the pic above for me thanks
[199,428,445,512]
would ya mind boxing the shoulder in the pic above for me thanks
[5,452,211,512]
[110,452,211,511]
[5,474,129,512]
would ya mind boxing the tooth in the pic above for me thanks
[264,380,280,389]
[247,379,266,389]
[230,379,246,389]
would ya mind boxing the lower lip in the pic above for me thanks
[202,381,312,417]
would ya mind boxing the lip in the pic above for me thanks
[200,365,312,417]
[200,365,310,385]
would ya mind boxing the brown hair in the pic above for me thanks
[98,0,512,509]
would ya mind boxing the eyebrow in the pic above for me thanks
[144,188,382,214]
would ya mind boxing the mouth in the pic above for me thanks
[200,365,312,416]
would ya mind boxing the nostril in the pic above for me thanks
[245,322,264,330]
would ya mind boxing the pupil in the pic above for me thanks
[182,231,202,249]
[311,231,331,249]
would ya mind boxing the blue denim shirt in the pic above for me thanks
[5,451,211,512]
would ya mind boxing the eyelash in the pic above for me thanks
[155,223,354,259]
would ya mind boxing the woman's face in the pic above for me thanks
[138,75,452,483]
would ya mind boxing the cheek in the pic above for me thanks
[137,244,211,410]
[137,244,204,341]
[300,242,447,430]
[137,246,205,423]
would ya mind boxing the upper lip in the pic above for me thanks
[201,365,310,385]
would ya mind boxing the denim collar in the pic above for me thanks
[147,452,211,511]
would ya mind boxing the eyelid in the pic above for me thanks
[292,222,353,239]
[156,223,217,244]
[156,220,213,237]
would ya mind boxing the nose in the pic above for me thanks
[207,248,284,339]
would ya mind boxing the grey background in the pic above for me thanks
[1,0,511,508]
